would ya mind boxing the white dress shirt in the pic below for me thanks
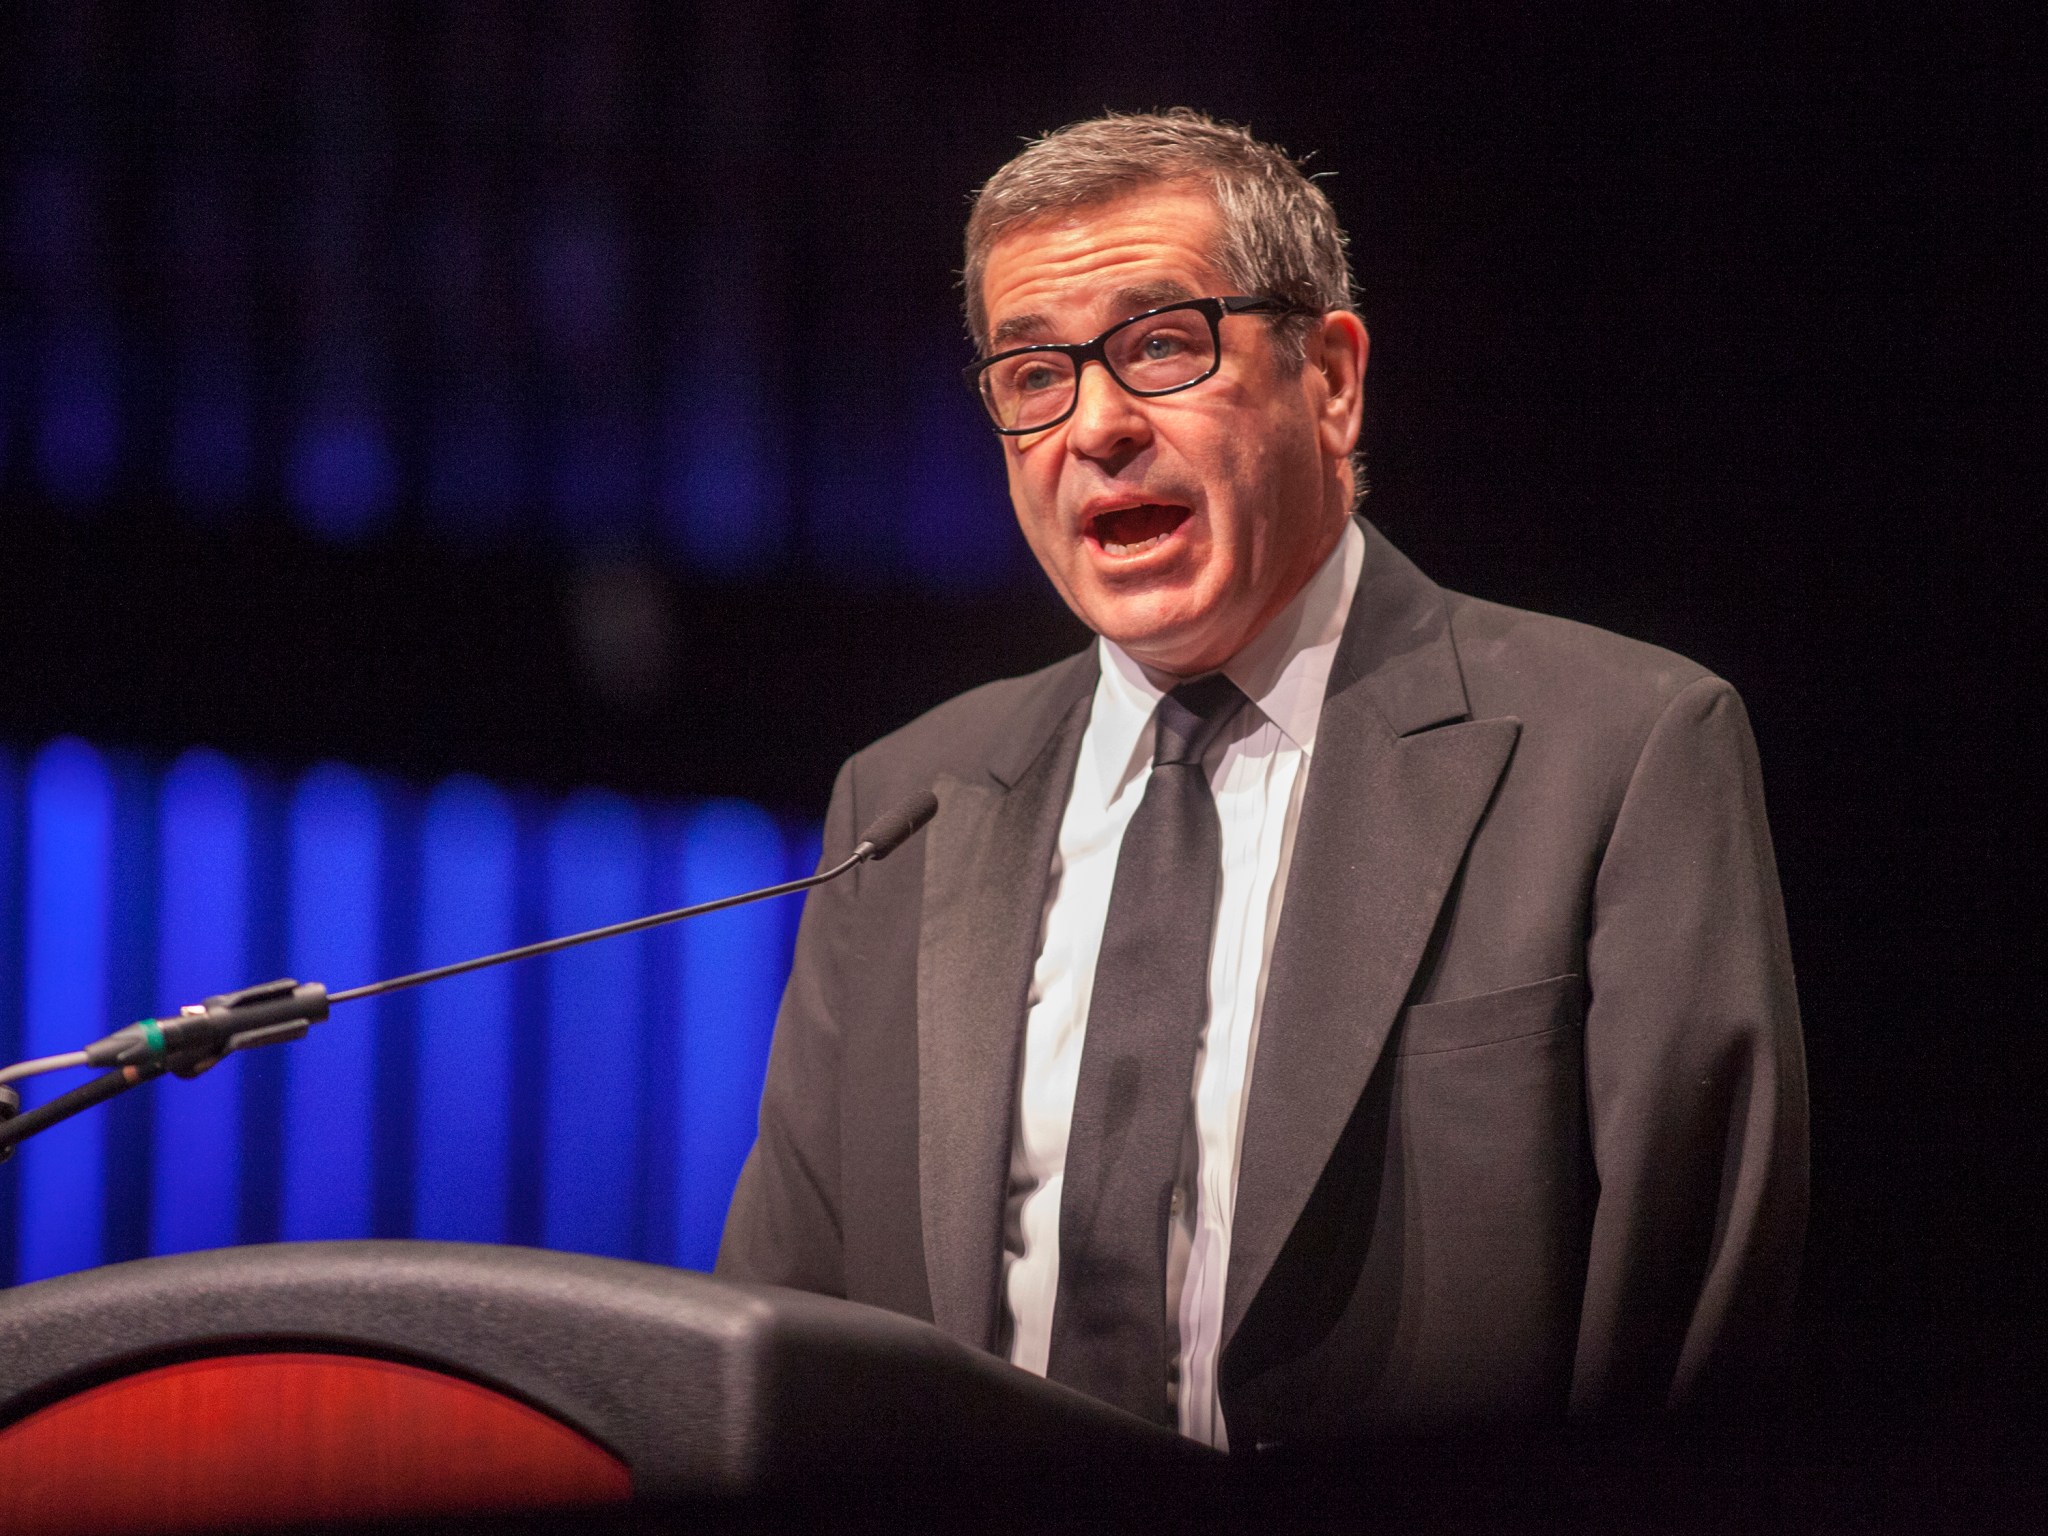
[1001,519,1366,1449]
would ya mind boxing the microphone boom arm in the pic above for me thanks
[0,789,937,1160]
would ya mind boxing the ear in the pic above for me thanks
[1306,309,1369,464]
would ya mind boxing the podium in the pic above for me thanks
[0,1241,1199,1533]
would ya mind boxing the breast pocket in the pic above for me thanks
[1381,971,1591,1411]
[1394,973,1585,1057]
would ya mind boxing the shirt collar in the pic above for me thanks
[1083,519,1366,807]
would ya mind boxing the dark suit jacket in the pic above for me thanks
[719,519,1807,1446]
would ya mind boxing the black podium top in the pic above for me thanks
[0,1240,1202,1499]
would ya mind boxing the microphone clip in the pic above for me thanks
[84,979,332,1079]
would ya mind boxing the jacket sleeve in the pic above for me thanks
[1572,675,1809,1415]
[715,757,861,1294]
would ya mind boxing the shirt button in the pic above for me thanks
[1169,1189,1185,1216]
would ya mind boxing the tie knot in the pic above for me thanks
[1152,674,1248,767]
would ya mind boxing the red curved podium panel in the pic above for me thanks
[0,1352,631,1536]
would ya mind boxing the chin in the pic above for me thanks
[1099,620,1222,676]
[1102,589,1242,668]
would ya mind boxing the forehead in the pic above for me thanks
[980,185,1227,346]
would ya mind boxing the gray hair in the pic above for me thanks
[962,109,1356,367]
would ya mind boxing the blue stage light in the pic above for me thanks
[413,776,517,1244]
[16,740,114,1282]
[287,406,397,541]
[904,359,1020,593]
[542,790,648,1260]
[35,323,120,509]
[662,363,786,579]
[149,750,251,1256]
[279,764,385,1240]
[670,800,787,1271]
[3,736,814,1286]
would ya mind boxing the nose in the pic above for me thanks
[1063,357,1152,463]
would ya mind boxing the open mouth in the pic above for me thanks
[1087,503,1190,559]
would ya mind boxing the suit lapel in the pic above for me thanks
[1222,524,1520,1352]
[918,657,1094,1350]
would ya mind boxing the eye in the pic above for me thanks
[1012,362,1064,394]
[990,354,1071,400]
[1111,315,1211,380]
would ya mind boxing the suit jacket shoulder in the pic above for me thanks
[1444,587,1716,735]
[1434,585,1745,841]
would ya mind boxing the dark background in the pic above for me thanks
[2,0,2039,1455]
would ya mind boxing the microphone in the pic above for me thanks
[0,788,940,1157]
[853,788,939,862]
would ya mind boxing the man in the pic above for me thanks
[719,110,1807,1452]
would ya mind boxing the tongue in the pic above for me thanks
[1094,504,1186,547]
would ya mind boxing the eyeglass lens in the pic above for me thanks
[979,307,1219,431]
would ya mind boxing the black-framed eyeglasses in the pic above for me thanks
[963,295,1306,435]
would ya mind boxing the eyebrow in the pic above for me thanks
[986,279,1201,351]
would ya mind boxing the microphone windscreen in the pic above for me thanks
[855,790,939,861]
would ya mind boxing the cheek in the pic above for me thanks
[1003,449,1071,564]
[1220,410,1317,545]
[1171,398,1274,514]
[1002,451,1045,526]
[1196,439,1274,552]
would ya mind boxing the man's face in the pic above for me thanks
[978,185,1363,677]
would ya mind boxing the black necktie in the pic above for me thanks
[1046,673,1249,1425]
